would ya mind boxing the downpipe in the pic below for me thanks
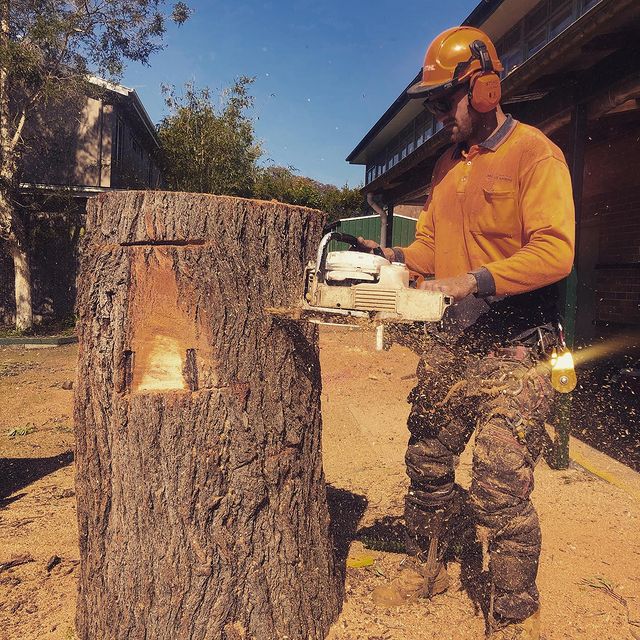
[367,193,387,249]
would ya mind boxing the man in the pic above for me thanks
[359,27,575,640]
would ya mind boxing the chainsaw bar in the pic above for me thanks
[266,305,436,327]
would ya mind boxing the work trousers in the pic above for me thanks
[404,340,553,622]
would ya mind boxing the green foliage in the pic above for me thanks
[7,424,36,437]
[157,78,261,197]
[2,1,190,102]
[254,165,368,223]
[158,79,368,222]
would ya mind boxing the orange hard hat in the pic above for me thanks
[407,26,503,99]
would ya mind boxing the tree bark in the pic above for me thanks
[74,191,341,640]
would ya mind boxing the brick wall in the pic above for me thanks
[584,188,640,325]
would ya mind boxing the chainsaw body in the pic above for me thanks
[300,232,452,324]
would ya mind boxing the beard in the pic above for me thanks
[447,119,472,144]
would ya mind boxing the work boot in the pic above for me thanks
[371,559,449,607]
[488,610,540,640]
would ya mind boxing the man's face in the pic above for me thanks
[427,85,474,144]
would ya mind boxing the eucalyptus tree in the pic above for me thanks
[0,0,189,330]
[158,77,262,197]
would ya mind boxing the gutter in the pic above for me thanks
[461,0,505,28]
[128,90,161,151]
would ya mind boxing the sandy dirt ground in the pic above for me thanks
[1,327,639,640]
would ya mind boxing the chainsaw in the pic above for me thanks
[268,231,452,326]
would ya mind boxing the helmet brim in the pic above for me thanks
[406,76,464,100]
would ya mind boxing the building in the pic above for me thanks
[0,78,162,325]
[347,0,640,345]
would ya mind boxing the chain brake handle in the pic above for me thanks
[333,232,385,257]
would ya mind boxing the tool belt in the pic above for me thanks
[506,321,576,393]
[506,321,563,358]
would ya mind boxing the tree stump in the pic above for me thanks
[74,191,341,640]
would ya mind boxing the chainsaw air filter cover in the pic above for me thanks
[325,251,390,282]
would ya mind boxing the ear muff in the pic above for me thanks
[469,72,501,112]
[468,40,501,113]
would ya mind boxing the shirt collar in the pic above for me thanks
[479,114,517,151]
[452,114,517,159]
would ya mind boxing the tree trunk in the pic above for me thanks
[9,237,33,331]
[0,191,33,331]
[74,191,341,640]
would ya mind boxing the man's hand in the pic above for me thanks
[418,273,477,302]
[356,236,395,262]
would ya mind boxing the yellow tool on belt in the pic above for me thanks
[550,323,577,393]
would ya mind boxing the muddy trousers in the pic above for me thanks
[404,349,552,622]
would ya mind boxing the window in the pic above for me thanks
[366,164,375,184]
[501,49,524,75]
[525,1,548,33]
[499,24,522,52]
[415,112,433,147]
[527,27,548,56]
[549,0,575,38]
[497,24,524,76]
[131,137,144,162]
[113,117,124,166]
[581,0,601,13]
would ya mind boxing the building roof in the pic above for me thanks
[87,76,160,151]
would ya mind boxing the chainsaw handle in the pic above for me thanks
[334,232,385,257]
[315,231,386,284]
[332,232,359,248]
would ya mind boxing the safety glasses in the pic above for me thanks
[423,97,454,116]
[422,84,468,117]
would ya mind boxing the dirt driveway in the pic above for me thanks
[1,327,639,640]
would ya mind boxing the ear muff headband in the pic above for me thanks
[468,40,501,113]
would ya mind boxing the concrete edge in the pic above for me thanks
[0,336,78,346]
[569,435,640,502]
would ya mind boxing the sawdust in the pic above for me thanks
[0,330,639,639]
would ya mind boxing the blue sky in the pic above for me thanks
[122,0,480,188]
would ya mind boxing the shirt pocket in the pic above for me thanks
[470,187,519,238]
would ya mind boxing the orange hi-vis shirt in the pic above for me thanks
[400,116,575,297]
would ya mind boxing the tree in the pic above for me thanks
[0,0,190,331]
[254,165,368,223]
[75,191,342,639]
[156,80,367,222]
[157,78,261,196]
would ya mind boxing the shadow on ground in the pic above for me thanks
[354,490,493,628]
[356,515,406,554]
[570,357,640,472]
[0,451,74,501]
[326,484,368,580]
